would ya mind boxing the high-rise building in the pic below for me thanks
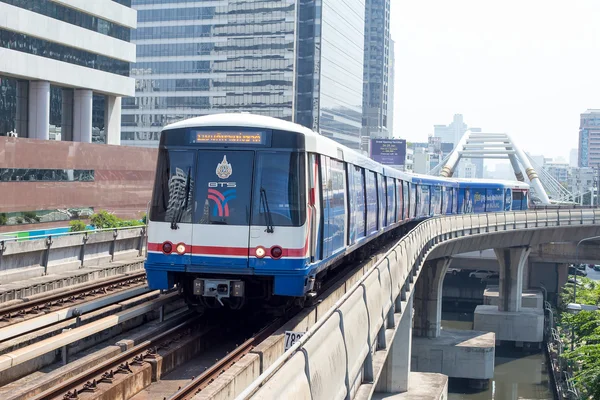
[0,0,136,144]
[123,0,366,149]
[579,110,600,168]
[387,38,395,138]
[361,0,391,149]
[434,114,483,178]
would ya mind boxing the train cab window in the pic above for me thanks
[251,152,306,227]
[196,151,254,225]
[512,190,524,210]
[150,149,196,224]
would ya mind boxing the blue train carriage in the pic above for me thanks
[408,173,460,219]
[145,113,420,312]
[453,178,530,213]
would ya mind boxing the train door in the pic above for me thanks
[192,150,254,270]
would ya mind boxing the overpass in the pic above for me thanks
[232,208,600,400]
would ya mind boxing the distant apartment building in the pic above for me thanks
[123,0,373,150]
[568,167,595,197]
[544,162,570,187]
[434,114,483,178]
[0,0,136,144]
[579,109,600,168]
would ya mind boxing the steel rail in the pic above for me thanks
[30,315,198,400]
[0,270,146,317]
[167,318,282,400]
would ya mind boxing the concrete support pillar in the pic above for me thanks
[375,294,413,393]
[105,95,121,145]
[73,89,93,143]
[522,259,530,290]
[27,81,50,140]
[15,80,28,137]
[61,89,74,142]
[413,257,452,338]
[557,263,568,293]
[494,246,531,312]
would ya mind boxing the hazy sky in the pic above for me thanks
[390,0,600,163]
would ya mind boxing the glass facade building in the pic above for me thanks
[0,0,135,143]
[362,0,391,150]
[123,0,365,149]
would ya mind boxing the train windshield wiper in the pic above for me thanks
[260,187,274,233]
[170,167,192,230]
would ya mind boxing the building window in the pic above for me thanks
[0,168,95,182]
[0,0,131,41]
[0,28,130,76]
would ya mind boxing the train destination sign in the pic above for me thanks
[194,131,265,144]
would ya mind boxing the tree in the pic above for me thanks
[69,220,87,232]
[0,213,6,226]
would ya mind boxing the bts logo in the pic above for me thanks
[207,188,236,217]
[208,182,237,188]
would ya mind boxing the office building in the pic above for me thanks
[0,0,136,144]
[579,110,600,169]
[544,162,570,186]
[123,0,366,149]
[361,0,391,150]
[434,114,483,178]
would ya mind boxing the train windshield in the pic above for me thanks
[150,149,305,227]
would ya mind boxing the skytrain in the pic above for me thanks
[144,113,529,312]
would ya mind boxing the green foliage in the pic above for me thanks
[15,217,23,224]
[141,213,147,225]
[89,210,144,230]
[558,277,600,397]
[69,220,87,232]
[559,277,600,310]
[0,213,6,226]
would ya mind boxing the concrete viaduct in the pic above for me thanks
[236,208,600,400]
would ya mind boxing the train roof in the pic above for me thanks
[163,113,317,137]
[453,178,530,189]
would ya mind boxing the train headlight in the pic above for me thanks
[270,246,283,259]
[176,243,186,255]
[255,246,266,258]
[162,242,173,254]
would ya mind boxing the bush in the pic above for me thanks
[90,210,122,229]
[141,213,147,224]
[89,210,144,230]
[69,220,87,232]
[16,217,23,224]
[0,213,6,226]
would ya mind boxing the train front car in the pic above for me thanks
[145,114,310,312]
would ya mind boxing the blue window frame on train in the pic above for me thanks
[377,174,386,229]
[403,181,409,219]
[431,185,441,215]
[386,177,395,226]
[366,171,378,235]
[396,179,403,222]
[329,159,346,253]
[409,183,416,219]
[347,164,366,245]
[512,190,524,210]
[452,188,458,213]
[504,188,512,211]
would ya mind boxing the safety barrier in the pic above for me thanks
[0,226,147,284]
[237,208,600,400]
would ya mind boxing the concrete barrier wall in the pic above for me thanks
[238,208,600,400]
[0,227,147,283]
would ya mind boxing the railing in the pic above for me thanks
[237,208,600,400]
[0,225,148,284]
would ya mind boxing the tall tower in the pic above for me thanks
[361,0,391,152]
